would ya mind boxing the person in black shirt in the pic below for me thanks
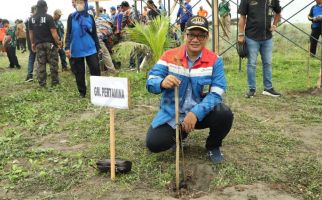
[29,0,62,87]
[147,0,160,21]
[238,0,282,98]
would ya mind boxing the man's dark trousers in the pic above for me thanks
[146,103,234,153]
[310,27,322,55]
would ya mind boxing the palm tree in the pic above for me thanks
[113,15,176,70]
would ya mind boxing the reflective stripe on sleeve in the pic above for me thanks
[210,86,225,96]
[148,75,163,80]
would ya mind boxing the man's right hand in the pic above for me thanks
[161,75,181,89]
[238,35,245,43]
[65,50,71,59]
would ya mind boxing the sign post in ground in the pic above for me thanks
[90,76,130,180]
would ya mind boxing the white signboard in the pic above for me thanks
[90,76,129,109]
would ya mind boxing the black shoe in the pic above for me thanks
[245,89,256,98]
[16,65,21,69]
[62,67,68,72]
[262,88,281,97]
[79,93,86,98]
[25,76,33,82]
[208,147,224,164]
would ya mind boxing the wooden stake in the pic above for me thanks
[109,108,116,181]
[307,42,310,88]
[175,86,180,190]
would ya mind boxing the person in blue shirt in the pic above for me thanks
[99,7,110,20]
[308,0,322,56]
[114,5,123,43]
[177,0,193,32]
[146,16,234,164]
[110,6,117,24]
[65,0,101,98]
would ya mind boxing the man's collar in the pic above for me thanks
[185,50,202,62]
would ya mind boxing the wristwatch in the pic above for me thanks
[238,32,245,36]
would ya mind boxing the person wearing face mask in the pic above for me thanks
[65,0,101,98]
[146,16,234,164]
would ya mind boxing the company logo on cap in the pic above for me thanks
[191,17,205,25]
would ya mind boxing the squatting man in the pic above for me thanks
[145,16,234,164]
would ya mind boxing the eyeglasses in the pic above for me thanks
[186,33,208,41]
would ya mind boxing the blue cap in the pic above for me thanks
[111,6,116,10]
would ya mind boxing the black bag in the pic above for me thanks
[236,42,248,58]
[96,159,132,174]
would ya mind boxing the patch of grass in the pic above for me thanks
[282,156,322,200]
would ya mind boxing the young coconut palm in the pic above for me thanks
[113,15,176,70]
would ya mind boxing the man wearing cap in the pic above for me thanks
[53,9,68,71]
[99,7,110,20]
[146,16,234,164]
[29,0,62,87]
[110,6,117,24]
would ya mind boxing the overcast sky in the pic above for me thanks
[0,0,314,24]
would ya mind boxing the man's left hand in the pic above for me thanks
[182,112,197,133]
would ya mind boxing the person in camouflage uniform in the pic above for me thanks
[3,19,21,69]
[95,17,116,72]
[29,0,62,87]
[53,9,68,71]
[219,0,231,36]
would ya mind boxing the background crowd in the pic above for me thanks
[0,0,214,97]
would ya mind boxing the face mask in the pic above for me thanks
[76,4,85,11]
